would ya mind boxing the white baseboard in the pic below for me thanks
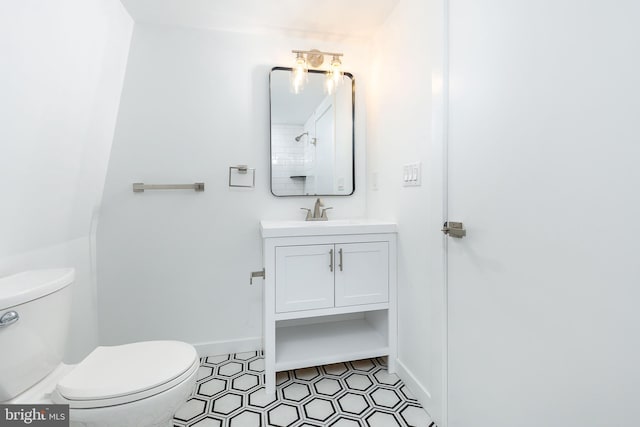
[396,358,434,419]
[193,337,262,357]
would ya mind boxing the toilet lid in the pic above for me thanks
[56,341,198,401]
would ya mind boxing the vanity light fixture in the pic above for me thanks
[290,49,344,94]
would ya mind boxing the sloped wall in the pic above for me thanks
[0,0,133,361]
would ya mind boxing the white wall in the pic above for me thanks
[365,0,445,422]
[0,0,133,361]
[97,24,369,354]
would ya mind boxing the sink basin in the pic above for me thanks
[260,219,397,238]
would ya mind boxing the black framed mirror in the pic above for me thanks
[269,67,355,196]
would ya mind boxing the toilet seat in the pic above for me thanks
[52,341,199,409]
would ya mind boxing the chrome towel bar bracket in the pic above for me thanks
[132,182,205,193]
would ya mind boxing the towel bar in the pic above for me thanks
[132,182,205,193]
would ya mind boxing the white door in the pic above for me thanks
[314,100,335,194]
[275,245,335,313]
[335,242,389,307]
[446,2,640,426]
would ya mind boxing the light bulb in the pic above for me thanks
[330,55,343,86]
[325,72,336,94]
[290,53,308,94]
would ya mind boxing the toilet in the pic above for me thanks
[0,268,199,427]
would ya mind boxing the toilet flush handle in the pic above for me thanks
[0,311,19,328]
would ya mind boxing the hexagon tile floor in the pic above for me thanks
[173,351,434,427]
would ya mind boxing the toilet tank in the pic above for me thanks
[0,269,74,402]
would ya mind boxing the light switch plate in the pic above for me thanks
[402,162,422,187]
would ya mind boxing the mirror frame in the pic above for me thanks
[269,66,356,197]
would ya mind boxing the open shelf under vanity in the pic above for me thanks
[275,311,389,372]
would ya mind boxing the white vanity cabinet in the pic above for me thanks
[260,220,397,394]
[275,242,389,313]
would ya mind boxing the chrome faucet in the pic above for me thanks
[301,198,332,221]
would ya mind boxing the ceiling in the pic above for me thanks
[119,0,399,39]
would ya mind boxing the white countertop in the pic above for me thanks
[260,219,397,238]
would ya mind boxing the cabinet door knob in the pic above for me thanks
[338,248,343,271]
[329,249,334,272]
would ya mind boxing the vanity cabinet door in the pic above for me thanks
[334,242,389,307]
[275,245,335,313]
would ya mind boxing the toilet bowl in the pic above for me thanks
[0,269,199,427]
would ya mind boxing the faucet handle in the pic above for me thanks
[320,207,333,219]
[300,208,312,220]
